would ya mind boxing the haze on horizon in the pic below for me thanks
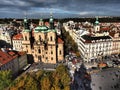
[0,0,120,18]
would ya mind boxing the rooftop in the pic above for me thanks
[81,35,112,43]
[58,37,64,44]
[0,50,26,66]
[12,33,23,40]
[0,50,17,66]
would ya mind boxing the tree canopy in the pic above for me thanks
[9,64,71,90]
[0,70,12,90]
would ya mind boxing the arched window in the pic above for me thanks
[38,49,41,53]
[39,35,41,41]
[25,36,27,40]
[59,50,62,55]
[38,56,41,62]
[50,36,52,41]
[51,51,53,54]
[51,57,53,60]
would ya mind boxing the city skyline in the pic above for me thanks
[0,0,120,18]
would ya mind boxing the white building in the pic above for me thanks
[0,31,12,44]
[79,35,112,62]
[12,33,23,51]
[63,18,120,62]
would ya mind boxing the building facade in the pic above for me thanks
[12,33,23,51]
[64,18,120,62]
[22,16,64,64]
[0,50,28,76]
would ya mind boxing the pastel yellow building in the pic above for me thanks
[22,16,64,64]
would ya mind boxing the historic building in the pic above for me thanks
[22,15,64,64]
[0,49,28,76]
[12,33,23,51]
[63,18,120,62]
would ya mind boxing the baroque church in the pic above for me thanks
[22,15,64,64]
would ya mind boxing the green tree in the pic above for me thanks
[41,76,51,90]
[24,75,38,90]
[0,70,12,90]
[52,64,70,90]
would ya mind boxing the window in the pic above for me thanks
[51,51,53,54]
[50,36,52,41]
[25,36,27,40]
[38,56,41,62]
[39,35,41,41]
[59,50,62,55]
[51,57,53,60]
[38,49,41,53]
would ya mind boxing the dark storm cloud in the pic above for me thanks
[0,0,120,18]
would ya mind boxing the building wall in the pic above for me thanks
[34,32,45,41]
[47,31,56,44]
[111,33,120,55]
[0,32,12,44]
[13,40,23,51]
[22,32,32,54]
[47,45,56,63]
[57,43,64,62]
[94,25,100,32]
[79,40,112,62]
[0,57,19,76]
[32,31,58,64]
[18,54,28,70]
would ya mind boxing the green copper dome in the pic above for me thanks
[95,17,99,25]
[34,26,48,32]
[95,21,99,24]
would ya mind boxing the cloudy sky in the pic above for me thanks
[0,0,120,18]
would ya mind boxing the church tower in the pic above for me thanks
[49,13,54,29]
[94,17,100,33]
[39,19,44,26]
[22,17,32,54]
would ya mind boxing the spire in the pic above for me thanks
[23,17,30,32]
[49,11,54,29]
[39,18,44,26]
[24,17,27,23]
[95,16,99,25]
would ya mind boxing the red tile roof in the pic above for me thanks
[18,51,26,56]
[12,33,23,40]
[58,37,64,44]
[109,31,115,37]
[0,50,26,67]
[0,50,17,66]
[100,27,110,31]
[45,22,50,27]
